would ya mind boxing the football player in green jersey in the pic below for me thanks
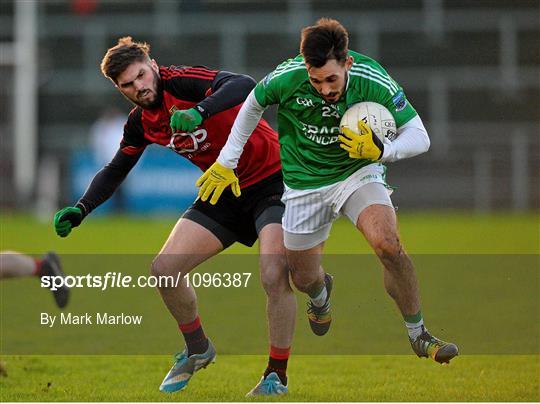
[197,18,458,366]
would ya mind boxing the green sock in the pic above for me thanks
[404,311,424,340]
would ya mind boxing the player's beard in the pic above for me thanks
[321,73,348,103]
[128,70,163,110]
[322,92,340,103]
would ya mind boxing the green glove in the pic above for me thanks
[195,161,241,205]
[54,207,83,237]
[170,108,203,133]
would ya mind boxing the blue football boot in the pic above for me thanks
[159,340,216,392]
[246,372,288,396]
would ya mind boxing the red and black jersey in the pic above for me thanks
[120,65,281,188]
[76,65,281,217]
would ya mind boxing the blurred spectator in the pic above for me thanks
[71,0,98,15]
[90,107,126,212]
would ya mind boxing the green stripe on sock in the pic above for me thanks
[404,311,422,324]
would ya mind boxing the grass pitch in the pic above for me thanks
[1,355,537,401]
[1,212,539,401]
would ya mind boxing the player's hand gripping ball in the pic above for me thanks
[339,102,397,160]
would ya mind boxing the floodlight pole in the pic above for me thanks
[14,0,38,205]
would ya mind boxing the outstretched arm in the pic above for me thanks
[54,149,142,237]
[76,149,142,215]
[217,89,267,168]
[195,89,267,205]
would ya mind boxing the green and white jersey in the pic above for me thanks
[254,50,417,189]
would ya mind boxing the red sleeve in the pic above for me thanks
[120,107,150,155]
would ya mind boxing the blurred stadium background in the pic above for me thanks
[1,3,539,401]
[0,0,538,218]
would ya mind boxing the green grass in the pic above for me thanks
[1,211,538,254]
[1,212,539,401]
[1,355,538,401]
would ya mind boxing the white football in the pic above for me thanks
[340,102,397,142]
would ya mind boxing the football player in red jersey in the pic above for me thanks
[53,37,294,396]
[0,251,69,309]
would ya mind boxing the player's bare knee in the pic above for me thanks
[260,265,291,297]
[151,254,186,279]
[373,237,402,265]
[290,270,317,294]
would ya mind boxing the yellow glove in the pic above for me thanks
[195,161,241,205]
[338,120,384,160]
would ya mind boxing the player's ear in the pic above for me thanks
[150,58,159,72]
[345,56,353,70]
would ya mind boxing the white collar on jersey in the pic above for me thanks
[344,70,351,93]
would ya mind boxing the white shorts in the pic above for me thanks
[282,163,394,250]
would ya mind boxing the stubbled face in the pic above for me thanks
[116,59,162,109]
[306,56,353,103]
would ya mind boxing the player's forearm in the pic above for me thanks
[217,90,266,169]
[76,170,123,217]
[196,72,256,119]
[76,149,141,217]
[381,115,430,163]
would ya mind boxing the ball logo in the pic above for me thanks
[386,129,397,141]
[341,102,399,144]
[168,128,208,154]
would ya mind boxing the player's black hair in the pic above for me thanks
[300,18,349,67]
[101,37,151,83]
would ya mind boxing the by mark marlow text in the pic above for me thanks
[41,312,143,327]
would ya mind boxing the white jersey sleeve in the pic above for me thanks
[380,115,430,163]
[217,89,267,169]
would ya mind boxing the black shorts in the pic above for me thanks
[182,171,284,248]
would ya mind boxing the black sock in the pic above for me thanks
[264,356,288,385]
[178,316,209,356]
